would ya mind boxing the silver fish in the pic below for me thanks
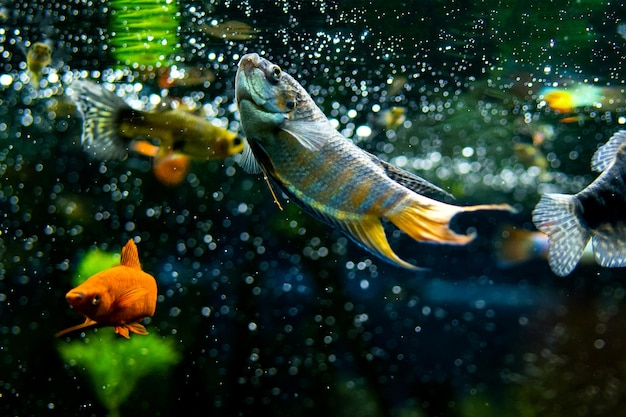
[235,53,514,269]
[533,130,626,276]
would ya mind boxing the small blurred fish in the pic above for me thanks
[202,20,258,41]
[513,143,548,170]
[618,23,626,40]
[376,106,407,130]
[26,41,53,85]
[533,130,626,276]
[539,85,625,114]
[56,239,157,339]
[494,225,595,268]
[131,141,191,186]
[69,80,244,173]
[156,65,216,89]
[235,53,514,270]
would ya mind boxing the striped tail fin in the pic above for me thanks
[532,193,590,276]
[69,79,131,160]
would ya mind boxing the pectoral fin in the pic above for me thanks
[281,119,335,151]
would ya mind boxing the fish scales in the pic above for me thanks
[271,135,406,218]
[236,53,513,269]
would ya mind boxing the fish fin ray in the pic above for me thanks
[120,239,142,269]
[592,231,626,268]
[115,326,131,339]
[591,130,626,172]
[55,318,98,338]
[69,79,131,160]
[532,193,590,276]
[126,322,149,335]
[368,153,454,201]
[236,138,264,174]
[340,217,420,270]
[280,119,335,151]
[388,194,514,245]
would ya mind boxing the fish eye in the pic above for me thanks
[285,100,295,111]
[91,294,100,305]
[271,65,282,81]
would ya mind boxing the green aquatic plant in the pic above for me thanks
[57,332,181,417]
[72,247,120,287]
[109,0,180,68]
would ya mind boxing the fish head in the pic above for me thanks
[65,283,113,320]
[235,53,306,131]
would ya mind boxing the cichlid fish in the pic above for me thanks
[235,53,514,269]
[56,239,157,339]
[533,130,626,276]
[69,79,244,162]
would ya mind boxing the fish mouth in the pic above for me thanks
[65,290,85,306]
[235,53,267,106]
[238,53,261,73]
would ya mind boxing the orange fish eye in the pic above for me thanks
[91,294,101,306]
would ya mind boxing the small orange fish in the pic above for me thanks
[56,239,157,339]
[131,141,191,186]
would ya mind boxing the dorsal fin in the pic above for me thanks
[591,130,626,172]
[120,239,142,270]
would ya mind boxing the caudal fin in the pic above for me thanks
[592,230,626,268]
[69,79,131,160]
[389,194,514,245]
[532,193,590,276]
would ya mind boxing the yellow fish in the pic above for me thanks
[69,79,244,162]
[26,41,53,85]
[235,53,514,269]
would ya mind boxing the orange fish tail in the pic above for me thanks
[388,196,514,244]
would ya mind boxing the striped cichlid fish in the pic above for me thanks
[235,53,514,270]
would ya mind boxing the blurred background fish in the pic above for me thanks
[201,19,259,41]
[538,84,626,119]
[493,225,594,268]
[533,130,626,276]
[69,79,244,185]
[26,41,52,85]
[55,239,157,339]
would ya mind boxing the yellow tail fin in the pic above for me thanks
[388,194,514,245]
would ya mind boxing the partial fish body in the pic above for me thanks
[494,226,594,268]
[56,239,157,339]
[69,79,244,161]
[26,41,53,85]
[235,53,513,269]
[533,130,626,276]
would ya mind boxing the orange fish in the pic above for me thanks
[56,239,158,339]
[131,141,191,186]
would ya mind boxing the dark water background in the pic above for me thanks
[1,1,626,416]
